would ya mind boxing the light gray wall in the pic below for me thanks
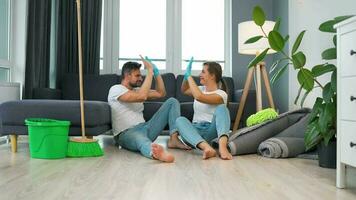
[11,0,28,89]
[231,0,289,112]
[288,0,356,110]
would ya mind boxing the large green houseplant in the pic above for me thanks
[246,6,353,167]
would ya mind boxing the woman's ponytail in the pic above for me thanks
[220,79,230,106]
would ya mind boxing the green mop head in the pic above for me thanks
[67,138,104,157]
[246,108,278,127]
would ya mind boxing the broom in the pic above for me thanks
[67,0,104,157]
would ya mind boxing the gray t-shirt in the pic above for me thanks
[108,84,145,136]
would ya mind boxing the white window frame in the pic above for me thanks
[101,0,231,77]
[0,0,12,66]
[0,0,12,142]
[0,0,12,82]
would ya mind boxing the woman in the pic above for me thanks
[174,58,233,160]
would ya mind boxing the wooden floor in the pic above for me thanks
[1,136,356,200]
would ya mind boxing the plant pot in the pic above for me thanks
[317,140,336,169]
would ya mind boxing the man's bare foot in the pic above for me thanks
[219,147,233,160]
[168,134,192,150]
[203,147,217,160]
[151,143,175,163]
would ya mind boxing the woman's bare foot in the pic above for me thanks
[198,142,217,160]
[151,143,175,163]
[219,147,233,160]
[218,136,232,160]
[168,133,192,150]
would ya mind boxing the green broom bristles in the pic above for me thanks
[67,140,104,157]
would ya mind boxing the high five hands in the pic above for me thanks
[145,56,160,77]
[139,55,153,72]
[140,55,194,79]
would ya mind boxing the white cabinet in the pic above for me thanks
[335,16,356,189]
[340,30,356,77]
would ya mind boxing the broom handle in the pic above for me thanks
[76,0,86,138]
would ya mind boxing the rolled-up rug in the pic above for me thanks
[258,137,305,158]
[257,112,310,158]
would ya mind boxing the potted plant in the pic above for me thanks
[246,6,354,168]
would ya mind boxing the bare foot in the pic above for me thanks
[151,144,175,163]
[218,136,232,160]
[168,134,192,150]
[219,147,233,160]
[198,142,217,160]
[203,147,217,160]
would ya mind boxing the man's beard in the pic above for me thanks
[129,81,142,88]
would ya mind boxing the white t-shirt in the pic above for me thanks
[192,86,228,123]
[108,84,145,136]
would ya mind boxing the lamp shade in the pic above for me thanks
[238,21,276,55]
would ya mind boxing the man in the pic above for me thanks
[108,56,190,162]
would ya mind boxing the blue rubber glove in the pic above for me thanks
[184,57,194,80]
[145,56,160,77]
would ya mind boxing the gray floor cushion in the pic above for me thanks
[212,108,311,156]
[258,112,309,158]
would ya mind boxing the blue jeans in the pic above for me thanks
[115,98,180,159]
[176,104,231,148]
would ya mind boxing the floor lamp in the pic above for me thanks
[232,21,276,131]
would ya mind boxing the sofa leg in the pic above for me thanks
[10,135,18,153]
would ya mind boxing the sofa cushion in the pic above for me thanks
[0,100,111,127]
[61,74,119,101]
[180,102,194,121]
[143,102,163,121]
[176,75,201,102]
[223,76,235,102]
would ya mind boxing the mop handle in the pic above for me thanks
[76,0,86,138]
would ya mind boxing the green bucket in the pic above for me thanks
[25,118,71,159]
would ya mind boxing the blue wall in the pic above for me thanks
[271,0,289,113]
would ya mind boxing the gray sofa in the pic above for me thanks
[0,73,256,152]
